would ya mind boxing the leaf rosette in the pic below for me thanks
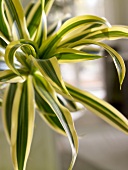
[0,0,128,170]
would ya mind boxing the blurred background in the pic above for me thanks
[1,0,128,170]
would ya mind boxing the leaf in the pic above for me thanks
[33,73,78,170]
[57,94,80,112]
[5,40,38,76]
[66,82,128,134]
[34,75,65,135]
[68,39,126,87]
[52,47,103,63]
[57,24,107,48]
[44,0,54,15]
[0,31,10,44]
[30,56,70,96]
[0,0,11,40]
[86,26,128,41]
[34,0,47,46]
[2,77,35,170]
[0,69,27,83]
[26,1,41,38]
[4,0,29,39]
[25,1,35,19]
[7,76,35,170]
[0,97,2,106]
[26,0,54,39]
[57,15,110,38]
[2,83,17,142]
[39,15,110,57]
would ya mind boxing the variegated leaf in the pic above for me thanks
[68,39,126,86]
[57,94,80,112]
[0,0,11,40]
[52,47,103,63]
[5,40,38,76]
[4,0,29,39]
[34,0,47,46]
[39,15,110,57]
[27,0,54,39]
[3,76,35,170]
[0,97,2,106]
[86,26,128,41]
[34,75,65,135]
[2,83,17,142]
[66,82,128,134]
[30,56,70,96]
[0,69,26,83]
[33,73,78,170]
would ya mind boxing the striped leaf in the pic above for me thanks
[3,76,35,170]
[57,15,110,36]
[33,73,78,170]
[2,83,17,142]
[5,40,38,76]
[86,26,128,41]
[0,69,27,83]
[34,0,47,46]
[26,1,41,38]
[68,39,126,86]
[44,0,54,15]
[57,95,80,112]
[52,47,103,63]
[57,24,107,48]
[0,31,10,45]
[66,83,128,134]
[27,0,54,38]
[34,75,65,135]
[25,1,35,19]
[39,15,110,57]
[30,56,70,96]
[4,0,29,39]
[0,0,11,40]
[0,97,2,106]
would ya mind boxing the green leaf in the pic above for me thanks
[57,95,80,112]
[0,97,2,106]
[33,73,78,170]
[52,47,103,63]
[25,1,35,19]
[26,0,54,39]
[86,26,128,41]
[0,69,27,83]
[30,56,71,96]
[44,0,54,15]
[34,0,47,46]
[0,31,10,45]
[5,40,38,76]
[4,0,29,39]
[34,74,65,135]
[58,15,110,37]
[39,15,110,57]
[57,24,106,48]
[2,83,17,142]
[66,82,128,134]
[7,76,35,170]
[0,0,11,40]
[26,1,41,38]
[68,39,126,86]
